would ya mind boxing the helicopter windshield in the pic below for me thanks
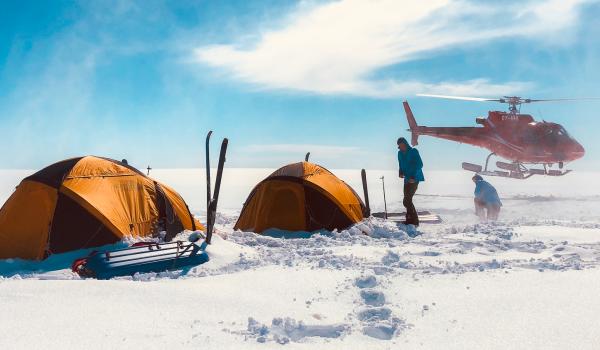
[556,126,570,137]
[544,125,570,138]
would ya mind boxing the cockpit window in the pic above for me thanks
[557,126,569,137]
[545,125,570,138]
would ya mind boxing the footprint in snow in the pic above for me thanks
[357,307,392,322]
[360,289,386,307]
[354,275,377,289]
[243,317,348,344]
[352,274,411,340]
[363,323,396,340]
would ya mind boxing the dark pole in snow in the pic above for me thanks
[206,131,213,218]
[207,138,228,244]
[361,169,370,217]
[380,176,387,219]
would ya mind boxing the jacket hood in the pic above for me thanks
[397,137,412,150]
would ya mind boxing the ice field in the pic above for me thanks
[1,169,600,349]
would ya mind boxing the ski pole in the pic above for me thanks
[380,176,387,219]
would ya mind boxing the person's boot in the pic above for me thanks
[403,215,419,227]
[410,210,419,227]
[406,224,420,237]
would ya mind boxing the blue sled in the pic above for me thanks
[73,239,209,279]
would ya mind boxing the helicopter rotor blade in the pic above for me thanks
[419,94,600,107]
[417,94,503,102]
[526,97,600,103]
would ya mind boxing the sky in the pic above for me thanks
[1,0,599,171]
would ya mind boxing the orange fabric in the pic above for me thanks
[300,162,364,223]
[62,156,203,237]
[62,157,160,237]
[60,176,159,238]
[235,162,365,233]
[0,156,201,260]
[268,162,364,223]
[235,180,306,232]
[67,156,136,178]
[0,181,57,260]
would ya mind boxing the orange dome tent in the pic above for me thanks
[234,162,367,234]
[0,156,202,260]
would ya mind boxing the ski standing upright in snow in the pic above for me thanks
[205,130,228,244]
[361,169,371,217]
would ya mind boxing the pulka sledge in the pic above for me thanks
[72,132,228,279]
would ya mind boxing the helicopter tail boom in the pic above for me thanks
[402,100,489,147]
[403,101,419,146]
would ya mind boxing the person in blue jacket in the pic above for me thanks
[472,175,502,221]
[397,137,424,226]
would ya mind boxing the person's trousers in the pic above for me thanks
[403,182,419,225]
[474,198,501,221]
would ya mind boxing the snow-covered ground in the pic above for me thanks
[1,169,600,349]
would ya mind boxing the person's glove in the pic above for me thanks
[408,178,415,183]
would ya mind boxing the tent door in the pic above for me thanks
[154,183,184,241]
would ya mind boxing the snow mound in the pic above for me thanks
[363,218,411,239]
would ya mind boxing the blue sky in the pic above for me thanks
[1,0,599,171]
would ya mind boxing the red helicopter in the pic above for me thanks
[403,94,593,179]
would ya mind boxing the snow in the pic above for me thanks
[1,169,600,349]
[243,317,349,344]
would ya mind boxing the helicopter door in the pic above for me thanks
[518,127,537,145]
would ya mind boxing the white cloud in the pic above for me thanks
[194,0,590,97]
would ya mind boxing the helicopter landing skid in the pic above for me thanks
[462,155,572,179]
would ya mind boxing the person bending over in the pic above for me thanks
[472,175,502,221]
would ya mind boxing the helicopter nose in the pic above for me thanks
[569,142,585,160]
